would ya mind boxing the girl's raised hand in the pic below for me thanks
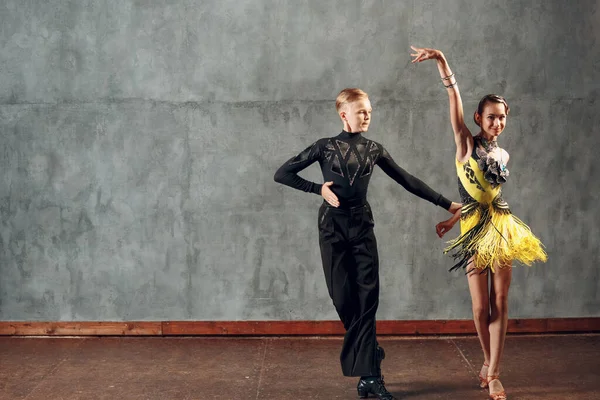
[410,46,440,63]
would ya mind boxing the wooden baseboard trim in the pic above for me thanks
[1,318,598,336]
[0,322,162,336]
[161,318,600,335]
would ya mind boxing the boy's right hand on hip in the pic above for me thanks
[321,182,340,207]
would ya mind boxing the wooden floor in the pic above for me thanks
[1,334,599,399]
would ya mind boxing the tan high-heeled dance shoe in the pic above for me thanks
[478,362,489,388]
[486,375,507,400]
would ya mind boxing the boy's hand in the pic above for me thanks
[448,202,462,214]
[321,181,339,207]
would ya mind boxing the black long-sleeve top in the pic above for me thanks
[274,131,452,210]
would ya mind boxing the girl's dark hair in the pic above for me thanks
[473,94,510,126]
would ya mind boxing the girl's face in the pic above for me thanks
[475,102,508,139]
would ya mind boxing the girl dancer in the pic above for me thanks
[411,46,547,400]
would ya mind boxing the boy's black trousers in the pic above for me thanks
[318,200,382,377]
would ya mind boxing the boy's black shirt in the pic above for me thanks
[274,130,451,210]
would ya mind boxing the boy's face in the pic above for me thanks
[340,97,372,133]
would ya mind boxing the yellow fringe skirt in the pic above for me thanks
[444,200,547,273]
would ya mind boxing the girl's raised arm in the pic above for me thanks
[411,46,473,162]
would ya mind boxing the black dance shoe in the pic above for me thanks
[356,376,396,399]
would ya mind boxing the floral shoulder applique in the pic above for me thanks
[474,139,509,188]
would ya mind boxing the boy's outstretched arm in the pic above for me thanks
[376,146,460,213]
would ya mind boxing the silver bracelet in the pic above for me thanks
[444,82,457,88]
[441,73,455,81]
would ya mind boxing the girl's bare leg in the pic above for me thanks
[487,263,512,395]
[466,261,491,381]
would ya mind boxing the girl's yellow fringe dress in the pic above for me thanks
[445,137,547,272]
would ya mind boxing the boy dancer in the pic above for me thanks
[274,88,460,399]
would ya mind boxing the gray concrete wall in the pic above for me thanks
[1,0,598,321]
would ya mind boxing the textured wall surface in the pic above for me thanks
[1,0,599,321]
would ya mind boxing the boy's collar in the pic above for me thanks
[339,130,362,139]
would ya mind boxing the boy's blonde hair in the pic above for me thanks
[336,88,369,113]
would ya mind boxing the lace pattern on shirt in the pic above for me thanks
[325,138,380,186]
